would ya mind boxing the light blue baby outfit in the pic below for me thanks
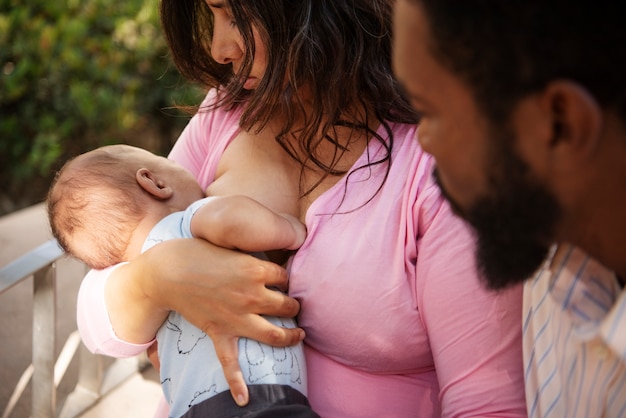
[141,198,308,418]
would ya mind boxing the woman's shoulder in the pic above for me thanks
[168,89,244,187]
[178,88,245,143]
[387,121,434,189]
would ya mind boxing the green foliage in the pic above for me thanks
[0,0,204,214]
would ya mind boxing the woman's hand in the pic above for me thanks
[105,238,304,406]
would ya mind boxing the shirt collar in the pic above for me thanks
[546,244,625,360]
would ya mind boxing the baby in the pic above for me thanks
[47,144,317,417]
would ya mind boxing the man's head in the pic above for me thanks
[393,0,626,288]
[48,145,203,269]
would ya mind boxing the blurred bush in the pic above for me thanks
[0,0,204,215]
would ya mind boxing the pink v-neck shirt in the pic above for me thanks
[77,90,526,417]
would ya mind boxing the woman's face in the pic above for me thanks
[206,0,267,90]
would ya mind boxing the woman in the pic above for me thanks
[76,0,526,416]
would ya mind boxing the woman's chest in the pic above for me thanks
[206,130,366,221]
[205,131,302,217]
[288,172,434,374]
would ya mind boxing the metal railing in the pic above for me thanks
[0,239,148,418]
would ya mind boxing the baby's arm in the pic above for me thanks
[190,195,306,252]
[77,264,160,357]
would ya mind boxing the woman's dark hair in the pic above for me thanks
[160,0,419,199]
[416,0,626,125]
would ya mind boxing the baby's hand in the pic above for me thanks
[280,214,307,250]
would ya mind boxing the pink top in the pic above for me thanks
[77,89,526,417]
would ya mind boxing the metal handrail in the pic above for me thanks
[0,239,148,418]
[0,239,64,293]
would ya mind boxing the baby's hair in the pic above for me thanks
[47,148,147,269]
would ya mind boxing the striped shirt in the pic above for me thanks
[523,244,626,417]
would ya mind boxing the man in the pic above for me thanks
[392,0,626,416]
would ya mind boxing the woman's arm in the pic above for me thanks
[76,238,304,405]
[415,190,527,417]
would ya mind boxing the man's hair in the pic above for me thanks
[160,0,419,202]
[47,150,146,269]
[417,0,626,125]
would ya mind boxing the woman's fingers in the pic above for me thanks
[260,284,302,318]
[212,334,249,406]
[242,254,291,292]
[243,310,306,347]
[211,314,305,406]
[147,341,160,372]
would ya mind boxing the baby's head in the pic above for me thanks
[48,144,203,269]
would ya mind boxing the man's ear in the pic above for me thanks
[543,80,602,166]
[136,168,173,200]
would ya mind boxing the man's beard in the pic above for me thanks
[434,133,561,290]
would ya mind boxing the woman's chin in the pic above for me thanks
[243,77,258,90]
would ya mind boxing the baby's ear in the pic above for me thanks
[136,168,173,200]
